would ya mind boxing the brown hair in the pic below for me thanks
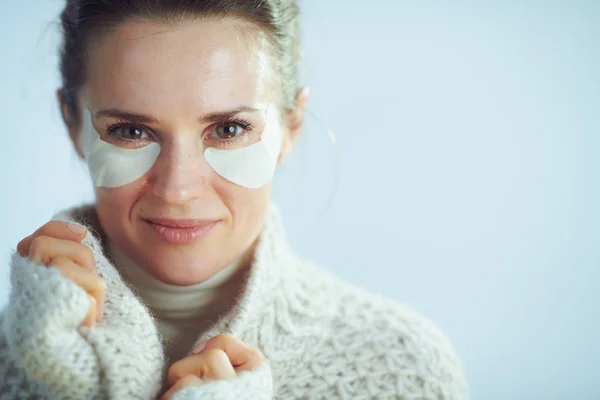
[58,0,301,119]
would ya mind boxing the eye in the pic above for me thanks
[110,124,151,141]
[215,123,246,139]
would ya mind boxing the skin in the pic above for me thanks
[18,16,308,396]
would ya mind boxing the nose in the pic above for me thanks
[150,138,211,205]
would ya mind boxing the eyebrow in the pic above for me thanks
[95,108,159,124]
[200,107,262,123]
[94,106,262,124]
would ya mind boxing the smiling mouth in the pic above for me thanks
[143,218,220,244]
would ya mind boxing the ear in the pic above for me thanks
[279,87,310,164]
[57,89,84,159]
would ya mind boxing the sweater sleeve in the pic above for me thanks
[170,361,273,400]
[1,252,104,399]
[0,313,52,399]
[1,245,166,400]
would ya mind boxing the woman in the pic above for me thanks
[0,1,468,399]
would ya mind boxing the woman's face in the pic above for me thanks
[66,18,303,285]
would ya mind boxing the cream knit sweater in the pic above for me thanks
[107,239,248,365]
[0,203,468,399]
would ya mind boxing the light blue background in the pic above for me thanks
[1,1,598,399]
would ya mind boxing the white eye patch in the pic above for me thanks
[81,109,161,188]
[204,103,283,189]
[80,104,282,189]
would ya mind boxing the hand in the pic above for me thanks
[160,334,264,400]
[17,220,106,328]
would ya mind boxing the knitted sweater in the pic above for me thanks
[107,238,248,365]
[0,203,468,399]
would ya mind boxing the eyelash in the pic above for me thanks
[207,118,254,147]
[103,118,255,148]
[103,119,152,148]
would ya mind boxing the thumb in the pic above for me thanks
[193,334,264,373]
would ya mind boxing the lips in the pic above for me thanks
[143,218,220,244]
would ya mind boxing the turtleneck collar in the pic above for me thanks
[106,240,247,321]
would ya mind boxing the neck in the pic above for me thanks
[107,240,247,321]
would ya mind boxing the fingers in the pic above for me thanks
[164,335,264,398]
[28,236,96,271]
[82,294,98,328]
[50,256,106,323]
[199,333,264,373]
[167,349,236,387]
[160,374,203,400]
[18,221,87,256]
[16,220,104,330]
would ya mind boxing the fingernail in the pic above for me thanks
[67,223,87,234]
[303,87,311,97]
[192,341,207,354]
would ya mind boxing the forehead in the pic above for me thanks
[84,18,274,115]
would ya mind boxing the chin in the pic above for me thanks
[142,248,222,285]
[144,234,226,278]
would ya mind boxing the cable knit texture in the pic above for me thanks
[0,203,468,399]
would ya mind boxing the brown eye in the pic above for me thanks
[114,125,149,140]
[215,123,244,139]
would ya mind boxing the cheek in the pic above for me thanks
[215,179,271,228]
[95,183,143,234]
